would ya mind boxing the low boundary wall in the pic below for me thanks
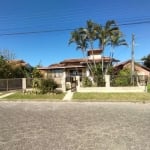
[77,86,146,93]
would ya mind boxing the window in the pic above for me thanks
[49,69,63,78]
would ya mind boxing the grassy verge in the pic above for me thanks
[147,83,150,93]
[1,91,65,101]
[73,92,150,102]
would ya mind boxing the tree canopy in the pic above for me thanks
[0,56,34,79]
[0,49,15,60]
[69,20,127,75]
[142,54,150,68]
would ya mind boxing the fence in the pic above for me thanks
[0,78,22,91]
[0,78,62,91]
[110,75,149,87]
[0,75,149,91]
[80,75,149,87]
[0,78,34,91]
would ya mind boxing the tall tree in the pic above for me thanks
[142,54,150,68]
[0,49,15,60]
[110,30,128,58]
[94,20,120,74]
[0,56,12,78]
[109,31,128,65]
[69,28,93,73]
[85,20,97,67]
[69,20,127,77]
[0,56,33,79]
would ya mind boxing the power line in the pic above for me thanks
[119,20,150,26]
[0,20,150,36]
[0,29,73,36]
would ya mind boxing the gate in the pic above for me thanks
[66,76,77,92]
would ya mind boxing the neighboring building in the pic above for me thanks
[38,49,119,86]
[114,59,150,85]
[8,59,32,69]
[114,59,150,77]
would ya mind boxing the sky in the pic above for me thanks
[0,0,150,67]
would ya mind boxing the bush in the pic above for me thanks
[32,78,41,89]
[40,78,58,94]
[111,68,132,86]
[54,89,63,94]
[94,75,105,87]
[112,76,131,86]
[82,77,92,87]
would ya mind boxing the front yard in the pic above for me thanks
[1,90,150,103]
[0,91,65,101]
[73,92,150,102]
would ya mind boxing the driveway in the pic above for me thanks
[0,102,150,150]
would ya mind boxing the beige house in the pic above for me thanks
[38,49,119,86]
[114,60,150,77]
[114,60,150,85]
[38,52,150,91]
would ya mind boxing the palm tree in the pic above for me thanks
[109,31,128,65]
[69,28,88,54]
[69,28,93,74]
[110,31,128,56]
[94,20,120,74]
[69,20,127,79]
[85,20,97,68]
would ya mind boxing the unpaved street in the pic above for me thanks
[0,102,150,150]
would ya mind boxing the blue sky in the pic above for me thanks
[0,0,150,66]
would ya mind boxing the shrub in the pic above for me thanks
[112,76,131,86]
[40,78,58,94]
[32,78,41,89]
[54,89,63,94]
[94,75,105,87]
[82,77,92,87]
[112,68,131,86]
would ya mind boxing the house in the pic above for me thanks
[38,49,119,87]
[8,59,32,69]
[114,59,150,85]
[114,59,150,76]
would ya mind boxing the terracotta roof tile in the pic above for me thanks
[114,59,150,71]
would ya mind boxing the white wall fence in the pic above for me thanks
[63,75,147,93]
[0,77,148,93]
[77,86,146,93]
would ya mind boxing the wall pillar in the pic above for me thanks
[22,78,26,90]
[86,68,90,77]
[76,76,80,91]
[61,70,66,92]
[105,75,110,87]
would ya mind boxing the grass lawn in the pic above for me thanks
[1,91,65,101]
[147,83,150,92]
[73,92,150,102]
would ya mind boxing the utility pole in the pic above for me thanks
[131,34,135,85]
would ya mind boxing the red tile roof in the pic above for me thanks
[114,59,150,71]
[38,55,119,70]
